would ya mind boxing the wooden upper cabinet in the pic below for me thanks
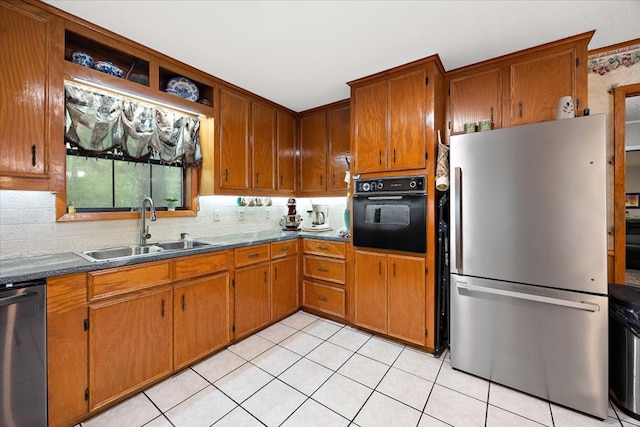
[351,57,443,174]
[388,69,427,171]
[0,1,64,191]
[328,104,350,191]
[277,111,296,192]
[449,68,502,134]
[299,111,327,193]
[218,88,250,190]
[446,31,592,135]
[251,101,276,191]
[299,100,350,196]
[510,49,576,126]
[352,82,387,173]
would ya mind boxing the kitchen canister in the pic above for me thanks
[464,122,476,133]
[479,119,492,131]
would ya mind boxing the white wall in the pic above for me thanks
[0,191,348,260]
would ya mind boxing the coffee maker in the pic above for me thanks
[303,203,331,231]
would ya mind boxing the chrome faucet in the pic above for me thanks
[139,197,157,245]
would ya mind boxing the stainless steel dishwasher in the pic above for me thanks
[0,279,47,427]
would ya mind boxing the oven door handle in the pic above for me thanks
[366,196,404,201]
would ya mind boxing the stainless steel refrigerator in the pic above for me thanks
[449,114,609,420]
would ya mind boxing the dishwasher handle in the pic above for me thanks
[0,291,39,308]
[456,282,600,312]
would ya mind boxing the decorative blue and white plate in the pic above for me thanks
[165,77,199,102]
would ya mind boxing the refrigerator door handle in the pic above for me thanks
[455,282,600,312]
[454,167,462,270]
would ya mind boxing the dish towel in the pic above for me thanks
[436,130,449,191]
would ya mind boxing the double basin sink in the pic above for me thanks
[77,240,220,262]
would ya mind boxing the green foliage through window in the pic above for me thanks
[66,153,184,211]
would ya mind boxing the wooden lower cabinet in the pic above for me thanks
[47,273,88,427]
[271,255,299,321]
[88,286,173,411]
[174,272,230,370]
[234,262,271,339]
[354,250,426,346]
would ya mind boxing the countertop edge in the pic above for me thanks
[0,231,349,284]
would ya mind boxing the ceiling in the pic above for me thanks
[45,0,640,113]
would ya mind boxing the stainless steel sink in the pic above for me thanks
[76,241,219,262]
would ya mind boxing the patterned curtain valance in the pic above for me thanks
[64,82,202,167]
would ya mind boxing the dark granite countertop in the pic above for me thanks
[0,229,349,285]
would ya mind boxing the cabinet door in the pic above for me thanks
[328,104,350,191]
[510,49,576,126]
[388,69,426,171]
[234,263,271,339]
[272,256,299,321]
[252,101,275,191]
[353,250,387,334]
[299,111,327,192]
[89,286,173,411]
[387,255,426,345]
[450,68,502,134]
[218,88,250,190]
[174,273,230,370]
[353,81,387,173]
[277,111,296,192]
[47,274,88,427]
[0,2,62,188]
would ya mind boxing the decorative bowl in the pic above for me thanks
[165,77,199,101]
[93,61,123,78]
[128,73,149,85]
[71,51,94,68]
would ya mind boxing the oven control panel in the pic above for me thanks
[354,175,425,195]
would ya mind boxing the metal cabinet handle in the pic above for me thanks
[318,295,327,302]
[378,261,382,275]
[456,282,600,312]
[280,175,283,186]
[320,175,323,186]
[256,172,259,184]
[249,253,260,258]
[274,268,278,281]
[490,106,494,123]
[31,144,37,167]
[264,271,267,283]
[393,149,396,163]
[318,267,328,272]
[378,150,382,165]
[392,263,396,277]
[161,299,165,318]
[182,294,185,311]
[518,101,523,118]
[318,245,328,251]
[225,169,229,182]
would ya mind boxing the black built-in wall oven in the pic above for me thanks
[352,175,426,253]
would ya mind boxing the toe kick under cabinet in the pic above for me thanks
[302,239,350,320]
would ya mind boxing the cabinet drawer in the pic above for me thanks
[271,240,298,259]
[174,251,229,280]
[304,255,345,284]
[303,239,346,259]
[303,280,345,318]
[88,261,171,301]
[235,244,270,268]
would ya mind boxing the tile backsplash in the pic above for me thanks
[0,191,348,260]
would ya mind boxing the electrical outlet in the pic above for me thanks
[265,208,270,219]
[214,210,221,221]
[238,209,244,221]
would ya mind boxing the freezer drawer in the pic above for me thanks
[450,274,608,420]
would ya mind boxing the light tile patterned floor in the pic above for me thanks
[79,311,639,427]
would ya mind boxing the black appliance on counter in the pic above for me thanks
[352,175,426,254]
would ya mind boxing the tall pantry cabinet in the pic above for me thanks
[348,55,445,350]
